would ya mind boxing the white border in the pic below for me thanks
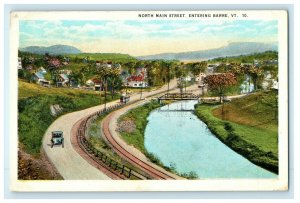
[9,10,288,192]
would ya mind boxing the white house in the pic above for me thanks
[39,67,47,74]
[195,72,206,84]
[56,74,69,87]
[183,75,192,82]
[127,73,147,88]
[32,72,50,86]
[262,71,278,90]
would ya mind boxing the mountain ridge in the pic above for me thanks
[19,45,82,55]
[137,42,278,61]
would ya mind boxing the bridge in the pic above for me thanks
[158,93,200,103]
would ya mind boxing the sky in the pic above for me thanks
[19,20,278,56]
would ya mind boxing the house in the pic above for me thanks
[32,72,50,86]
[86,78,102,91]
[206,64,219,74]
[92,78,102,91]
[127,73,147,88]
[39,67,47,74]
[183,75,192,82]
[262,71,279,90]
[195,73,206,84]
[18,57,22,70]
[59,69,72,75]
[86,79,95,86]
[56,74,69,87]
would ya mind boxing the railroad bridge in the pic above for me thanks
[158,93,200,103]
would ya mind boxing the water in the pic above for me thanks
[144,100,277,179]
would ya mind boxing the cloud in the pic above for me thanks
[19,19,278,55]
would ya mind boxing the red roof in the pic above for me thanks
[92,78,101,84]
[127,74,144,82]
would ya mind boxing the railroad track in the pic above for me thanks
[102,109,176,180]
[74,104,152,180]
[73,83,187,180]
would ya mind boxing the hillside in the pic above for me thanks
[209,50,278,63]
[137,42,278,61]
[18,80,117,155]
[195,90,278,173]
[66,53,137,62]
[20,45,82,55]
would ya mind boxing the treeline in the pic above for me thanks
[208,51,278,63]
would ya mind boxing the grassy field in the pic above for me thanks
[194,91,278,173]
[66,53,137,63]
[18,80,117,155]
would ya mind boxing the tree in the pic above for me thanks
[161,61,175,93]
[204,73,237,118]
[243,65,264,91]
[204,73,237,104]
[95,65,120,110]
[190,61,207,77]
[174,63,188,94]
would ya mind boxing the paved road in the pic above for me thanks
[42,80,178,180]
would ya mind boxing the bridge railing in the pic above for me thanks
[159,93,200,100]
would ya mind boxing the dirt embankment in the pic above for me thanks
[18,146,63,180]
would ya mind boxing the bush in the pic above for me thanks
[224,122,234,132]
[180,171,198,180]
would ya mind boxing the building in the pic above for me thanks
[38,67,47,74]
[262,71,279,90]
[56,74,69,87]
[195,72,206,84]
[32,72,50,86]
[127,73,147,88]
[18,57,22,70]
[206,64,219,74]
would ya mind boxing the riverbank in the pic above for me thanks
[194,91,278,174]
[117,100,198,179]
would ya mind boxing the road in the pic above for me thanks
[42,80,179,180]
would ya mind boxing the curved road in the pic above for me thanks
[42,80,179,179]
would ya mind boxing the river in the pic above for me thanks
[144,100,277,179]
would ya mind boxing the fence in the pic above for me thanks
[76,102,152,180]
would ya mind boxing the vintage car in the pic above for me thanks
[120,95,130,104]
[50,131,64,148]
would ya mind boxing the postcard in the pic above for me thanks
[9,10,288,191]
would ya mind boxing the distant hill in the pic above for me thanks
[19,45,82,55]
[66,53,137,62]
[137,42,278,61]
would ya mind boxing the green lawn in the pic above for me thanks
[194,91,278,173]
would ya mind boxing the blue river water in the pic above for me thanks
[144,100,277,179]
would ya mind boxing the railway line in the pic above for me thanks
[101,111,176,180]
